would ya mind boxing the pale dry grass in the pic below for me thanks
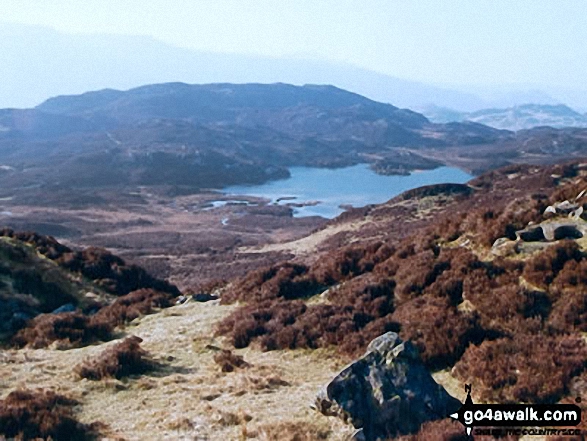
[0,300,355,440]
[238,218,372,257]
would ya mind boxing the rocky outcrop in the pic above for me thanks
[515,221,585,242]
[314,332,461,440]
[493,190,587,256]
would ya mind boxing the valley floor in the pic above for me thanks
[0,187,325,291]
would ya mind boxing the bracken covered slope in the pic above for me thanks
[6,162,587,439]
[217,160,587,420]
[0,228,180,348]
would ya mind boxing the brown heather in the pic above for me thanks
[0,389,102,440]
[0,228,179,296]
[12,288,175,348]
[395,418,519,440]
[75,336,155,380]
[216,161,587,405]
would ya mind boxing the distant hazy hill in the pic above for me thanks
[2,82,587,195]
[0,22,489,111]
[2,82,509,154]
[35,83,429,134]
[0,83,511,192]
[423,103,587,130]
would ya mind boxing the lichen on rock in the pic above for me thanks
[314,332,461,440]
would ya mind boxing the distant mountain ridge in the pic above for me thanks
[0,22,487,111]
[1,82,587,196]
[35,82,429,134]
[423,103,587,130]
[0,82,512,193]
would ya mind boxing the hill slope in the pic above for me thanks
[216,160,587,417]
[4,83,587,197]
[0,229,179,345]
[0,83,510,193]
[3,162,587,439]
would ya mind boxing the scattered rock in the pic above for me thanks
[543,205,557,217]
[491,237,518,257]
[314,332,461,440]
[192,293,219,302]
[175,295,189,305]
[516,225,546,242]
[51,303,77,314]
[571,205,584,220]
[554,200,579,215]
[516,221,586,243]
[541,221,584,241]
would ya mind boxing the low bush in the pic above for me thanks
[11,311,113,349]
[57,247,180,296]
[549,289,587,333]
[12,289,174,348]
[310,241,395,285]
[454,333,587,403]
[523,241,583,291]
[91,288,175,327]
[392,295,481,369]
[0,389,101,440]
[220,263,323,304]
[213,349,250,372]
[75,336,154,380]
[0,229,180,297]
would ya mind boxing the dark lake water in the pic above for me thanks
[223,164,473,218]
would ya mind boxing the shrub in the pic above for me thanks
[0,389,101,440]
[90,288,175,327]
[56,246,180,296]
[0,230,179,297]
[11,312,113,349]
[523,241,583,291]
[454,333,587,403]
[548,288,587,333]
[75,336,154,380]
[221,263,323,304]
[213,349,250,372]
[11,289,173,349]
[392,295,481,369]
[393,250,440,303]
[310,241,394,285]
[327,272,396,318]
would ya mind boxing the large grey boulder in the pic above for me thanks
[516,221,586,242]
[541,221,584,241]
[314,332,461,441]
[491,237,518,257]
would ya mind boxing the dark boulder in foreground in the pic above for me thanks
[314,332,461,440]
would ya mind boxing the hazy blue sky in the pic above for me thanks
[1,0,585,91]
